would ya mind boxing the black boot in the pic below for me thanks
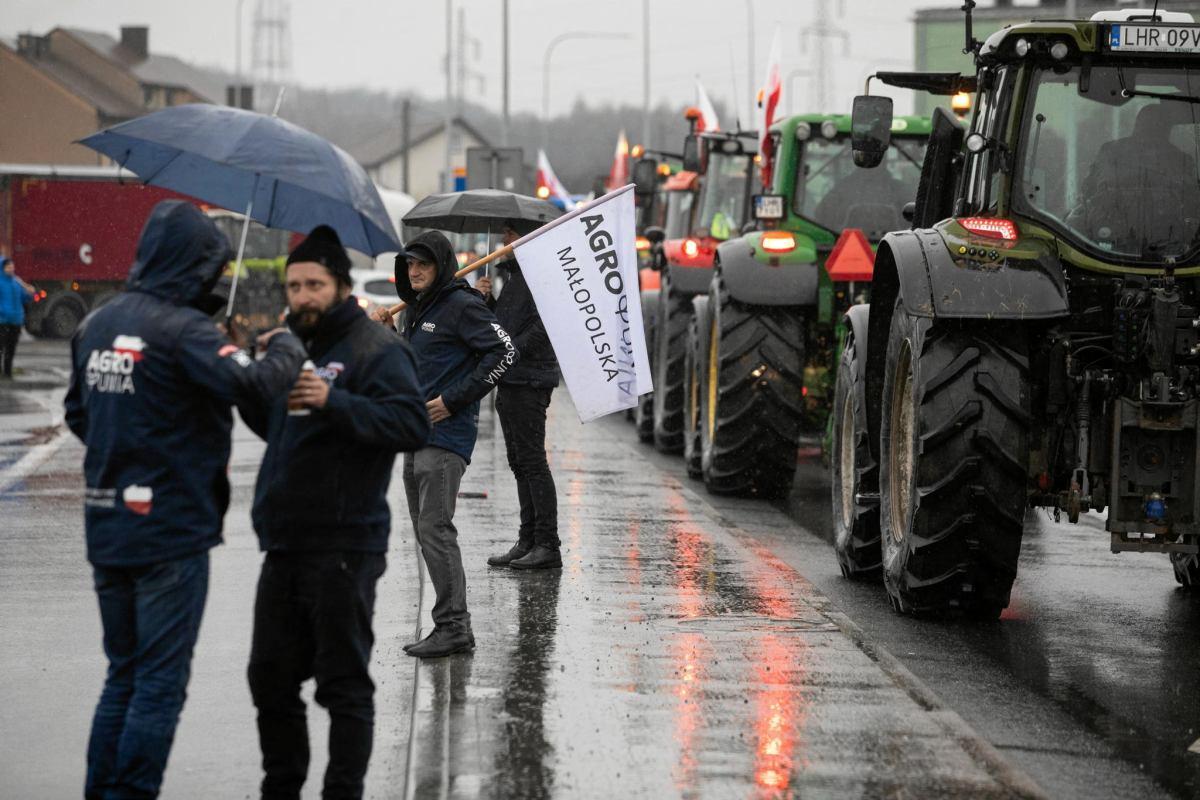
[509,545,562,570]
[406,626,475,659]
[403,626,440,653]
[487,541,532,567]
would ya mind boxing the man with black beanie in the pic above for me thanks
[391,229,518,659]
[239,225,430,799]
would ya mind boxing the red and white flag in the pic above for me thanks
[695,80,721,132]
[536,149,572,207]
[758,30,783,181]
[606,130,630,192]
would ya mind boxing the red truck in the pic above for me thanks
[0,164,185,338]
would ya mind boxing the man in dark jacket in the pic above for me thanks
[392,230,518,658]
[474,222,562,570]
[64,200,306,800]
[239,225,429,799]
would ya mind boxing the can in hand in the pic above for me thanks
[288,360,315,416]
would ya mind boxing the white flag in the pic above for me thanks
[695,79,721,132]
[512,184,652,422]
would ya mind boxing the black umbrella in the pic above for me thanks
[402,189,562,234]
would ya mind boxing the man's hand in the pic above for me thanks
[372,306,397,330]
[289,371,330,410]
[255,327,288,351]
[475,276,492,298]
[426,395,451,423]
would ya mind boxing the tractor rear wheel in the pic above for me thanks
[652,287,692,453]
[701,275,805,498]
[1171,551,1200,589]
[878,300,1030,618]
[633,289,659,442]
[683,295,711,479]
[831,327,881,580]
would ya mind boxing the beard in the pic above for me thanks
[287,303,333,338]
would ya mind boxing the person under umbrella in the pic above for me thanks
[474,221,562,570]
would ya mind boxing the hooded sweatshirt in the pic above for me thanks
[64,200,306,567]
[394,231,518,463]
[0,258,33,326]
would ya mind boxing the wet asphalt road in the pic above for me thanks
[0,337,1198,799]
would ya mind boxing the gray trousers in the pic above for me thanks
[403,446,470,632]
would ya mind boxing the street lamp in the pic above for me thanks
[542,31,631,151]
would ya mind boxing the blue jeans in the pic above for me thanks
[85,551,210,800]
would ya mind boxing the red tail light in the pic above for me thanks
[682,239,699,258]
[958,217,1018,241]
[760,231,796,253]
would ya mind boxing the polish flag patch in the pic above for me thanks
[123,485,153,516]
[112,335,147,362]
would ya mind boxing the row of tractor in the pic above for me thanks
[628,3,1200,620]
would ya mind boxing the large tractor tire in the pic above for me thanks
[633,289,660,441]
[831,327,882,580]
[40,292,87,339]
[1170,552,1200,589]
[701,276,805,498]
[683,295,712,480]
[878,300,1030,619]
[652,285,692,454]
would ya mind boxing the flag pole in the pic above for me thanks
[386,244,514,316]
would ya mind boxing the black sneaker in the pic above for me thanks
[487,541,532,567]
[509,545,562,570]
[406,626,475,659]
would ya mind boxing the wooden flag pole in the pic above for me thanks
[386,243,514,316]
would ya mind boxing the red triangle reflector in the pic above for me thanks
[825,228,875,282]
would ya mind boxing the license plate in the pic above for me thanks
[1108,24,1200,54]
[754,194,785,220]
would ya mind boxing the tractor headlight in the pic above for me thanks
[820,120,838,139]
[795,122,811,141]
[1015,38,1030,57]
[1050,41,1069,60]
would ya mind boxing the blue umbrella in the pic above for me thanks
[78,103,401,315]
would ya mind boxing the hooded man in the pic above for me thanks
[473,222,562,570]
[64,200,307,800]
[238,225,429,800]
[0,255,34,378]
[392,230,518,658]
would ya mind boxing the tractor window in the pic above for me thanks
[794,137,925,239]
[664,190,695,240]
[1014,63,1200,262]
[961,67,1013,215]
[696,152,752,240]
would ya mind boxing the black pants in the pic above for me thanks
[0,323,19,377]
[247,551,386,800]
[495,384,559,549]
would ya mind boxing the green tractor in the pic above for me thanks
[833,4,1200,617]
[684,112,931,496]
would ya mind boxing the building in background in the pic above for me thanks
[352,117,490,200]
[0,26,222,165]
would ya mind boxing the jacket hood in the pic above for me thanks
[125,200,233,306]
[393,230,458,304]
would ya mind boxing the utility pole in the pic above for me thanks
[642,0,650,148]
[443,0,452,192]
[801,0,848,112]
[401,98,411,194]
[502,0,510,145]
[746,0,755,129]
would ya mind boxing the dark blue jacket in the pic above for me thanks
[395,231,517,463]
[64,200,306,568]
[0,260,32,325]
[241,296,430,553]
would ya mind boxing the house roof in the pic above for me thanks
[349,116,491,167]
[62,27,225,103]
[6,38,143,121]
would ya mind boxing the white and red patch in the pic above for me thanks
[123,485,153,516]
[112,335,146,362]
[218,344,240,358]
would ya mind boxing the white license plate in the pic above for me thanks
[1109,24,1200,54]
[754,195,784,220]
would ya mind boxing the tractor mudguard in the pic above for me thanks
[715,238,818,307]
[882,228,1069,320]
[843,303,871,384]
[666,263,714,296]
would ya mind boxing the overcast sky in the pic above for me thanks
[4,0,1028,118]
